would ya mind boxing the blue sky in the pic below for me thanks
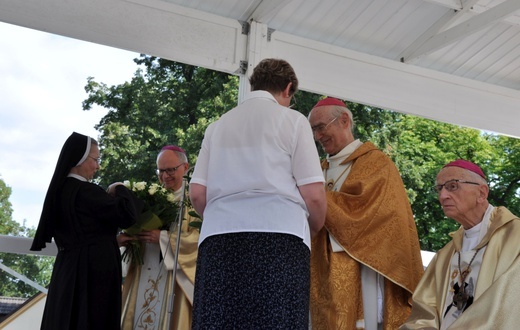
[0,22,139,229]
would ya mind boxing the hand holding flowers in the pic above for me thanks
[137,229,161,244]
[120,180,180,264]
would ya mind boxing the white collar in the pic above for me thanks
[327,139,363,167]
[242,90,279,105]
[67,173,87,182]
[462,204,494,251]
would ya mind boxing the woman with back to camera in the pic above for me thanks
[189,58,327,329]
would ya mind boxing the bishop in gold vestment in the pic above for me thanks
[308,98,424,329]
[401,159,520,329]
[310,142,424,329]
[120,146,199,330]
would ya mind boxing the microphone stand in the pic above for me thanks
[165,175,189,327]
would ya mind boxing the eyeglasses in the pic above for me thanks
[88,156,101,164]
[156,163,185,176]
[432,179,480,193]
[311,117,338,135]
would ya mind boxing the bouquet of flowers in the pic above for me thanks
[121,180,180,265]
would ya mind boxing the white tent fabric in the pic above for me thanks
[1,0,519,137]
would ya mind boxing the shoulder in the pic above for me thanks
[488,207,520,236]
[350,143,396,172]
[285,108,308,127]
[66,178,105,194]
[489,207,520,242]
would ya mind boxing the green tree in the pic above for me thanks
[0,177,53,298]
[372,114,519,251]
[486,135,520,215]
[83,55,239,186]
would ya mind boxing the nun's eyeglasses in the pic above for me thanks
[88,156,101,164]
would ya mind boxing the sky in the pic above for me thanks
[0,22,140,229]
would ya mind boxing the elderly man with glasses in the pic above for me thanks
[401,159,520,329]
[121,145,199,330]
[308,97,424,330]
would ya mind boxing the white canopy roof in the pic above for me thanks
[2,0,519,137]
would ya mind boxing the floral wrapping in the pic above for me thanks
[121,180,179,265]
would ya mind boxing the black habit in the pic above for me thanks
[31,132,141,330]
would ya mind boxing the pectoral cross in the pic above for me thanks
[453,291,468,310]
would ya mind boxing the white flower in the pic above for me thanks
[148,183,160,195]
[123,180,131,188]
[134,181,146,191]
[166,193,176,203]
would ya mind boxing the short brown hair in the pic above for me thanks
[249,58,298,95]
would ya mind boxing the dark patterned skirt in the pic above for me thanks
[192,232,310,330]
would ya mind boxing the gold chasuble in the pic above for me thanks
[310,142,424,329]
[401,207,520,330]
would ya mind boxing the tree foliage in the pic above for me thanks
[83,55,239,186]
[0,177,53,298]
[84,56,520,253]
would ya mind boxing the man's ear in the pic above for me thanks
[478,184,489,202]
[340,112,351,127]
[283,82,293,98]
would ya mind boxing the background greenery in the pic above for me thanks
[0,179,54,298]
[2,54,519,297]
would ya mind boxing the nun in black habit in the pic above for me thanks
[31,132,142,330]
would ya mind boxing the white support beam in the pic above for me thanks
[0,235,55,294]
[0,0,248,75]
[422,0,462,9]
[246,0,295,23]
[246,21,275,74]
[399,0,481,63]
[267,30,520,138]
[473,3,520,26]
[238,21,270,103]
[407,0,520,61]
[0,235,57,257]
[0,262,48,294]
[424,0,520,26]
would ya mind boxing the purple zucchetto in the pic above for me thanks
[161,145,186,154]
[443,159,486,179]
